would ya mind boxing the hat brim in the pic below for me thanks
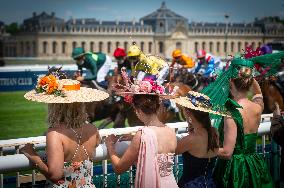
[173,97,231,117]
[73,53,85,60]
[24,87,109,103]
[115,91,178,100]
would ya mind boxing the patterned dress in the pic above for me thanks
[47,127,95,188]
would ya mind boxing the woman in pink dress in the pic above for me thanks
[105,94,179,188]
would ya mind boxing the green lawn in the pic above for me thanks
[0,91,47,139]
[0,91,117,140]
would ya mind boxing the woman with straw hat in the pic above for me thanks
[105,69,179,188]
[174,91,230,188]
[20,73,109,187]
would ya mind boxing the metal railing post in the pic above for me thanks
[102,160,108,188]
[15,145,20,187]
[0,147,3,188]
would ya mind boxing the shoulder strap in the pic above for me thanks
[70,126,89,161]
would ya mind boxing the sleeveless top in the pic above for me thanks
[178,152,216,188]
[47,126,95,188]
[135,127,178,188]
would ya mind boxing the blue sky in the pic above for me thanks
[0,0,284,24]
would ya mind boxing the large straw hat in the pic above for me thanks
[173,91,230,117]
[24,78,109,103]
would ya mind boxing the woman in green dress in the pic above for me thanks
[200,51,284,188]
[213,76,273,188]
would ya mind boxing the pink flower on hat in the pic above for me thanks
[138,81,152,93]
[130,84,140,93]
[153,85,165,94]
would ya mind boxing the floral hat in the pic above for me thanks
[113,68,179,103]
[173,91,231,117]
[24,73,109,103]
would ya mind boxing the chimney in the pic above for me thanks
[33,12,36,17]
[140,20,144,25]
[132,18,136,25]
[82,19,85,25]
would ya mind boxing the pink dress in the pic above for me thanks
[135,127,178,188]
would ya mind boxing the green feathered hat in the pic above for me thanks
[201,51,284,128]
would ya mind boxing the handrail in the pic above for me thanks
[0,115,273,174]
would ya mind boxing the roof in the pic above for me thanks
[141,2,187,21]
[23,12,64,27]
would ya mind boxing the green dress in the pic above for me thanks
[213,100,274,188]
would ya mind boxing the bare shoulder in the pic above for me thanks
[47,127,61,138]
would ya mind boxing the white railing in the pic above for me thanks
[0,114,274,188]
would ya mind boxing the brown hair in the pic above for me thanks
[184,108,219,152]
[48,103,88,128]
[132,94,160,115]
[232,68,253,92]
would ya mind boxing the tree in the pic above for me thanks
[5,23,20,35]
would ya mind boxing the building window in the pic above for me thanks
[116,41,120,48]
[194,42,199,53]
[72,41,77,49]
[244,42,248,48]
[202,42,206,50]
[140,42,144,52]
[238,42,242,52]
[159,22,164,27]
[176,42,182,50]
[216,42,220,53]
[90,42,94,52]
[158,41,164,53]
[99,42,103,52]
[148,42,152,53]
[209,42,213,52]
[43,41,48,54]
[26,42,30,56]
[81,42,85,50]
[258,42,262,47]
[107,42,112,53]
[52,41,57,54]
[62,42,66,54]
[32,41,36,56]
[224,42,227,53]
[231,42,235,52]
[20,42,24,56]
[124,42,128,51]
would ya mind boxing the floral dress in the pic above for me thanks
[47,127,95,188]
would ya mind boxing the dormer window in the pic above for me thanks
[160,22,164,27]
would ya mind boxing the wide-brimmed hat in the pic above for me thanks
[113,69,179,102]
[24,77,109,103]
[173,91,230,117]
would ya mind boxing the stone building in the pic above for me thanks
[2,2,284,60]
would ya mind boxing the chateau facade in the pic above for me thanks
[1,2,284,60]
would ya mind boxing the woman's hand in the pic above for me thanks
[20,143,37,158]
[118,134,134,141]
[105,134,119,148]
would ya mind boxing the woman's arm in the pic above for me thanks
[20,129,64,183]
[218,117,237,159]
[175,135,193,155]
[106,131,141,174]
[250,79,264,112]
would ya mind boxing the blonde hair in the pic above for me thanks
[48,103,88,128]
